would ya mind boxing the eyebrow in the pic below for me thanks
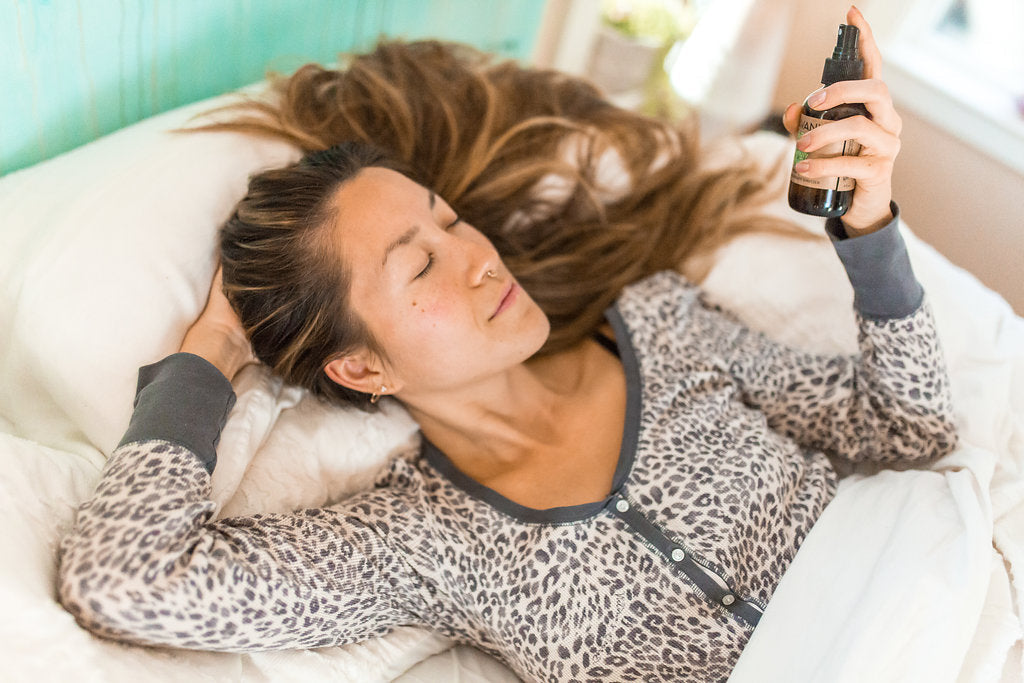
[381,190,436,269]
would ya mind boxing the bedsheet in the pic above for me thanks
[0,87,1021,682]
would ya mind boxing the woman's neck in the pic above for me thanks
[400,341,595,477]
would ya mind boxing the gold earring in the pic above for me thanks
[370,385,386,404]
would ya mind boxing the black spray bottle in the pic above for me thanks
[788,23,868,217]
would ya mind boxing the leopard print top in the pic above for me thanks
[59,256,958,681]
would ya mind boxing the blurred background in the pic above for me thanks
[2,0,1021,314]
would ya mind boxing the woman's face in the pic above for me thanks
[327,167,551,398]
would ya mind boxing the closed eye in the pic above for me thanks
[414,216,461,279]
[415,254,434,279]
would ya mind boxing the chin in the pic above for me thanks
[520,309,552,359]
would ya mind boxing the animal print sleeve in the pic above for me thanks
[714,209,958,465]
[58,356,421,652]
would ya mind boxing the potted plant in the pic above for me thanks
[588,0,696,96]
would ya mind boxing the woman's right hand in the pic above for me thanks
[781,6,901,235]
[179,266,256,381]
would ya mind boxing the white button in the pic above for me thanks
[671,548,685,562]
[615,499,630,513]
[721,594,736,606]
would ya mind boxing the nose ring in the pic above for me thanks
[486,269,496,278]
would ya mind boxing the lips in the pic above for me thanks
[489,282,518,321]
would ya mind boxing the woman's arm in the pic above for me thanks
[715,7,956,465]
[57,271,425,651]
[713,208,958,465]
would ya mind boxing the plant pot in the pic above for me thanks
[587,26,662,94]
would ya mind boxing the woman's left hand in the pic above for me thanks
[782,6,902,235]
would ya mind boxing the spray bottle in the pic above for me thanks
[788,23,868,217]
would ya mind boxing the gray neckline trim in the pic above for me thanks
[420,305,642,524]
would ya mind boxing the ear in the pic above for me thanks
[323,352,395,396]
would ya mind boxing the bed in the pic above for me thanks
[1,82,1022,682]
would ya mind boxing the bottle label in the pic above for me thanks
[791,115,861,191]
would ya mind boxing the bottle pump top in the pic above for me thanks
[821,24,863,85]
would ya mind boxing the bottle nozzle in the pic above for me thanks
[822,23,864,85]
[833,24,860,59]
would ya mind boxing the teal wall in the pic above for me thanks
[1,0,547,175]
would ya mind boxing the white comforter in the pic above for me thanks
[1,91,1021,682]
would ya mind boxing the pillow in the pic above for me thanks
[0,89,299,464]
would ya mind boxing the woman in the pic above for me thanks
[57,8,957,682]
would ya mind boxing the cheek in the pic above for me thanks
[386,298,476,381]
[406,297,454,331]
[387,297,469,367]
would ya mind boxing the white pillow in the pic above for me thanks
[0,90,300,463]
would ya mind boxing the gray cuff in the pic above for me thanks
[118,353,236,474]
[826,202,925,320]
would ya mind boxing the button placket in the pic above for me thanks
[606,492,762,627]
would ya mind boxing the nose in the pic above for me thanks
[457,230,500,285]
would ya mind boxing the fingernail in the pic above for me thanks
[794,161,810,173]
[808,91,826,108]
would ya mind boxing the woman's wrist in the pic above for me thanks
[179,322,253,381]
[827,201,923,320]
[180,266,255,381]
[826,200,900,242]
[840,203,895,237]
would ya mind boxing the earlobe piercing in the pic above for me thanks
[370,385,387,404]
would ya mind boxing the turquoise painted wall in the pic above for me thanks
[1,0,547,175]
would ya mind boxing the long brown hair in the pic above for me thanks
[192,40,809,407]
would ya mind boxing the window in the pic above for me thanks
[883,0,1024,173]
